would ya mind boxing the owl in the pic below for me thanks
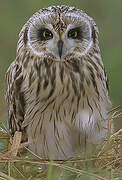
[6,6,112,160]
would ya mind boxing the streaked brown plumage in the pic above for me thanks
[6,6,112,160]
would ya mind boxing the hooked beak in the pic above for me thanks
[57,40,63,59]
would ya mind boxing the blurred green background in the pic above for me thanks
[0,0,122,126]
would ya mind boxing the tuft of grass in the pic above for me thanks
[0,106,122,180]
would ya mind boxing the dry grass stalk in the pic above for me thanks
[96,106,122,170]
[0,106,121,179]
[0,131,22,159]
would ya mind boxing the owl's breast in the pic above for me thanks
[21,61,111,159]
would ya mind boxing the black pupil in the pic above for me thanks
[40,29,53,41]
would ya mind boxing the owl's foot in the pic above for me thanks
[0,131,22,159]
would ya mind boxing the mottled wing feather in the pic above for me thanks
[6,60,24,137]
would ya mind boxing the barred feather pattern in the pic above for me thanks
[6,6,112,160]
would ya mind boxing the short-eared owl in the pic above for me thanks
[6,6,111,160]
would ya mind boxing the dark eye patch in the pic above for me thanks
[38,28,53,41]
[68,27,82,40]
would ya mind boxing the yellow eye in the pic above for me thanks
[43,31,46,38]
[42,30,52,39]
[74,31,78,38]
[68,28,81,39]
[40,29,53,41]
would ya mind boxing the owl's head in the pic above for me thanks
[18,6,99,62]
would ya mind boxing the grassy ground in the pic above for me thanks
[0,106,121,180]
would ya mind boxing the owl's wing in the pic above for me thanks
[6,60,25,137]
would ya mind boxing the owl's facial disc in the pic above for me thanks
[45,27,80,59]
[27,11,94,60]
[45,24,92,60]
